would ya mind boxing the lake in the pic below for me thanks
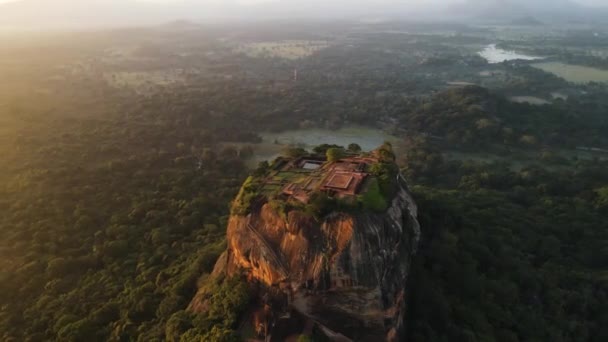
[249,126,400,165]
[531,62,608,84]
[509,96,550,105]
[479,44,543,64]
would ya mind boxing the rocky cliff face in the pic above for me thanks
[189,174,420,341]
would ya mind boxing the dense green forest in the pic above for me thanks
[404,138,608,341]
[2,23,608,341]
[0,85,253,340]
[4,89,607,341]
[397,86,608,149]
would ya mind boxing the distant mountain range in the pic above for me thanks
[449,0,607,22]
[0,0,235,28]
[0,0,606,28]
[511,16,544,26]
[451,0,581,14]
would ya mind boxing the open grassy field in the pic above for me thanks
[103,70,186,92]
[237,40,329,60]
[532,62,608,84]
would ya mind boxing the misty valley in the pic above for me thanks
[1,9,608,342]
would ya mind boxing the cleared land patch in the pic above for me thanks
[532,62,608,84]
[104,70,186,93]
[238,40,329,60]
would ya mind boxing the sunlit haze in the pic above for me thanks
[2,0,608,338]
[0,0,607,29]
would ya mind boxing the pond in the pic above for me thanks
[479,44,543,64]
[531,62,608,84]
[509,96,550,105]
[249,126,400,165]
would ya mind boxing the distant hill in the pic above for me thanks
[448,0,592,22]
[161,20,202,30]
[511,16,544,26]
[0,0,433,28]
[1,0,606,28]
[0,0,226,28]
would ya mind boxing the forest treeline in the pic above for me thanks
[403,137,608,342]
[396,86,608,149]
[1,28,608,342]
[3,80,608,341]
[0,83,255,340]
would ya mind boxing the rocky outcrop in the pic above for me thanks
[189,174,420,341]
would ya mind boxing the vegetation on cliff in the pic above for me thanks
[231,143,398,219]
[169,277,249,341]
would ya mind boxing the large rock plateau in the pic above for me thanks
[190,160,420,341]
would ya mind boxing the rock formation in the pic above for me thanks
[189,147,421,341]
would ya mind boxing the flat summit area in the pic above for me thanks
[234,144,399,216]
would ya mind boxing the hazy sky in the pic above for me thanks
[0,0,605,9]
[0,0,606,28]
[0,0,603,5]
[0,0,455,5]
